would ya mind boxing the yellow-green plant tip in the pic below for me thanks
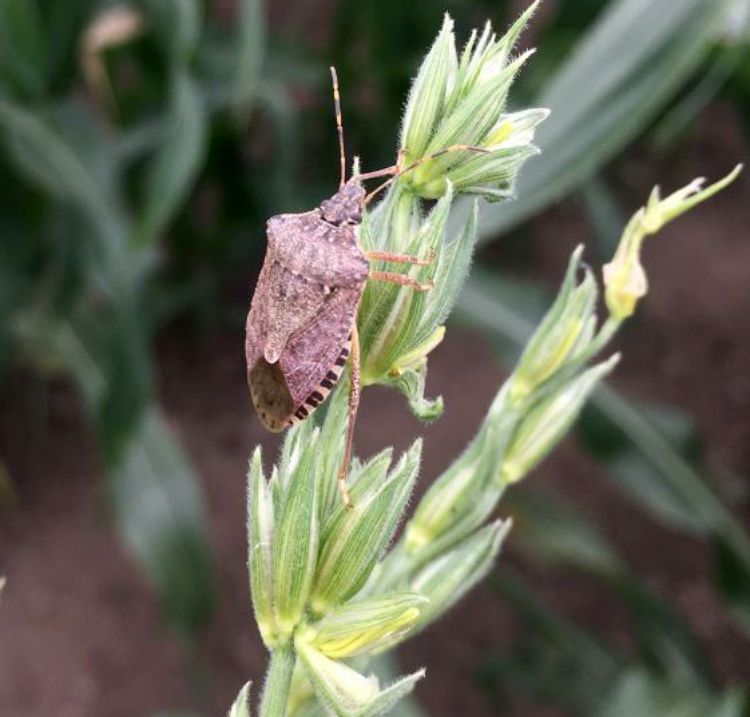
[227,681,252,717]
[410,520,511,627]
[297,636,426,717]
[406,461,479,554]
[296,639,380,710]
[256,621,277,649]
[603,240,647,319]
[605,167,741,320]
[399,13,456,159]
[511,311,586,400]
[660,164,742,226]
[511,246,596,398]
[501,354,621,485]
[389,325,446,375]
[386,364,445,421]
[513,0,542,34]
[400,13,541,201]
[307,593,428,659]
[484,119,514,147]
[404,523,433,553]
[247,446,277,648]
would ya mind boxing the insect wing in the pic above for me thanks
[280,282,360,413]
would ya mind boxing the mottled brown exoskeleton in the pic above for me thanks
[246,67,487,506]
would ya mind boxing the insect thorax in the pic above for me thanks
[319,179,365,225]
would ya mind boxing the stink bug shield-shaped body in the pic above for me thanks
[245,180,367,432]
[245,163,427,508]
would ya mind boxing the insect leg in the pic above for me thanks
[365,249,435,266]
[401,143,492,174]
[356,165,399,182]
[356,148,404,182]
[364,144,491,205]
[338,322,361,509]
[369,271,434,291]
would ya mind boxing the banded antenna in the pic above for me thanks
[330,66,346,189]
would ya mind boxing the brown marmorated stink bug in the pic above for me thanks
[245,67,488,506]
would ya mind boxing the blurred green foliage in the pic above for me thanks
[0,0,271,636]
[1,0,749,714]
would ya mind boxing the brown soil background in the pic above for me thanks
[1,106,749,716]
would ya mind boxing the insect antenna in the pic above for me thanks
[330,66,347,189]
[362,143,492,206]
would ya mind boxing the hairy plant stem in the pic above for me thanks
[259,645,296,717]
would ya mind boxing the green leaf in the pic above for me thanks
[51,323,215,636]
[486,568,622,713]
[0,0,47,99]
[136,0,201,66]
[714,536,750,635]
[597,669,747,717]
[0,99,130,289]
[96,310,153,464]
[652,42,748,150]
[504,489,623,577]
[128,1,206,252]
[135,71,208,248]
[0,220,37,379]
[505,488,711,683]
[110,408,215,635]
[233,0,265,112]
[581,176,626,260]
[37,0,95,83]
[583,387,749,548]
[489,572,744,716]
